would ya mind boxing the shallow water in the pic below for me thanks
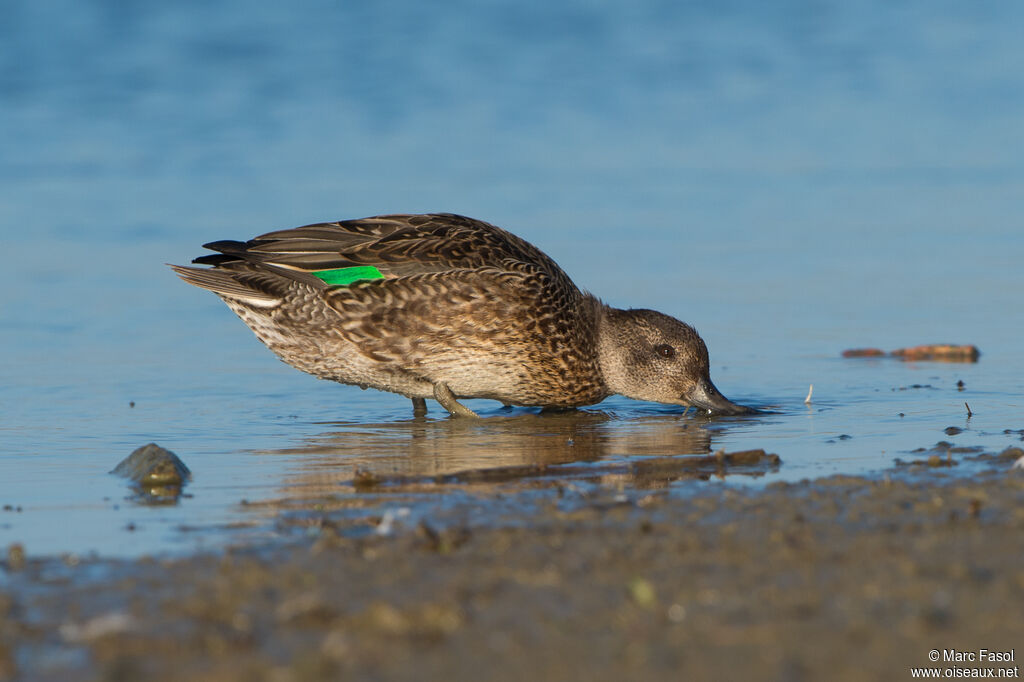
[1,0,1022,558]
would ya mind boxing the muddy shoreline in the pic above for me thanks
[3,452,1023,682]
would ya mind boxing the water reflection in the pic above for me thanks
[255,411,775,503]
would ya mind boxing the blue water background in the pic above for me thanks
[1,1,1022,557]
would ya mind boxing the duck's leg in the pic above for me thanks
[433,382,479,418]
[411,397,427,416]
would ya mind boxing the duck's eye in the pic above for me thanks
[655,344,675,359]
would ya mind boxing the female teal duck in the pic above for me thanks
[171,213,752,417]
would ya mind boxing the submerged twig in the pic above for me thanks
[965,402,973,419]
[804,384,813,405]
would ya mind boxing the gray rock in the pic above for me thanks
[111,443,191,488]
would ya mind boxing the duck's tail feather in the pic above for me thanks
[194,238,367,280]
[168,264,281,308]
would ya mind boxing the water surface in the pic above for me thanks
[1,0,1022,558]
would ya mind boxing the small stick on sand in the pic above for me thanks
[804,384,813,405]
[965,402,973,418]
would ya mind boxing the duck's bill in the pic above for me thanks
[684,378,758,415]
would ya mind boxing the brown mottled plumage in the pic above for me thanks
[171,213,752,417]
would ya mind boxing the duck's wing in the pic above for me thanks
[203,213,575,286]
[172,213,581,310]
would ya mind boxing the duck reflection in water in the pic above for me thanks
[252,410,774,505]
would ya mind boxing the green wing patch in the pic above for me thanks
[312,266,385,287]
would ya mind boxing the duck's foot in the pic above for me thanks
[433,382,479,418]
[411,397,427,416]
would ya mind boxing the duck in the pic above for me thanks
[171,213,753,417]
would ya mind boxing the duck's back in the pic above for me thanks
[172,214,609,407]
[239,213,571,282]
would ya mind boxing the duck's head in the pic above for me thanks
[597,307,755,415]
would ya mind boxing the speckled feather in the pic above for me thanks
[172,214,608,407]
[172,213,754,415]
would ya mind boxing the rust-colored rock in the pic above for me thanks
[842,345,980,362]
[890,344,980,362]
[842,348,886,358]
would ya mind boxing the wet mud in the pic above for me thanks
[3,450,1023,682]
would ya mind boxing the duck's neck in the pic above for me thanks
[594,303,634,397]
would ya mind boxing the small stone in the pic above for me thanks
[667,603,687,622]
[7,543,25,571]
[111,444,191,503]
[59,612,134,643]
[997,447,1024,461]
[627,577,656,609]
[111,443,190,486]
[352,468,381,490]
[891,344,981,362]
[842,348,886,358]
